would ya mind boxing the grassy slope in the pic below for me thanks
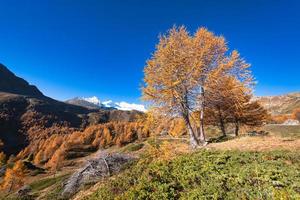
[86,150,300,200]
[83,127,300,200]
[2,125,300,200]
[264,125,300,138]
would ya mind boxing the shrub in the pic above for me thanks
[87,150,300,200]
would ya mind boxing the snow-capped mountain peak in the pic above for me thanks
[83,96,101,106]
[66,97,147,112]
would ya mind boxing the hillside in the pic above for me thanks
[2,129,299,200]
[0,64,141,155]
[256,92,300,115]
[0,64,44,97]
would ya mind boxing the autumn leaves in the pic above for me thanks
[142,26,268,148]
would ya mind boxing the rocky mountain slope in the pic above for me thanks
[0,64,141,155]
[255,92,300,115]
[66,97,109,110]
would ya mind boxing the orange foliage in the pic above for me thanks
[16,113,189,170]
[23,121,150,170]
[0,151,6,167]
[271,114,291,124]
[0,160,26,192]
[168,118,186,137]
[292,108,300,122]
[46,147,65,171]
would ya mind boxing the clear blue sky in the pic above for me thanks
[0,0,299,103]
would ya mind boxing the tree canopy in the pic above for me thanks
[143,26,267,147]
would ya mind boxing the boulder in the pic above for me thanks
[16,185,32,200]
[282,119,300,125]
[62,151,134,198]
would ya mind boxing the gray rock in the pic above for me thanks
[62,151,134,198]
[282,119,300,125]
[16,185,32,199]
[0,165,6,177]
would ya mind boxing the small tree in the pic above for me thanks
[0,140,6,167]
[234,100,269,135]
[0,152,6,167]
[46,147,65,177]
[1,160,26,192]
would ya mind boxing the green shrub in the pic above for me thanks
[86,150,300,200]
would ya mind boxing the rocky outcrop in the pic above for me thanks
[62,151,134,198]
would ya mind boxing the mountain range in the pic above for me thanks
[255,92,300,115]
[66,97,147,112]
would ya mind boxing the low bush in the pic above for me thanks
[87,150,300,200]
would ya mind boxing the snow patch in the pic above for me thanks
[83,96,101,106]
[115,101,147,112]
[80,97,146,112]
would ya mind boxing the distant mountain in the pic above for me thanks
[66,97,106,109]
[0,63,44,97]
[66,96,147,112]
[0,64,142,155]
[255,92,300,115]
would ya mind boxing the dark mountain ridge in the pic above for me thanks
[0,64,44,97]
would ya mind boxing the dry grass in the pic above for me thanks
[263,124,300,138]
[207,135,300,151]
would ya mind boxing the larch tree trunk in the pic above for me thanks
[198,86,206,144]
[218,108,226,137]
[234,119,240,136]
[182,111,199,148]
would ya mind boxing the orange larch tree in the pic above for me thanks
[0,160,26,192]
[142,25,253,147]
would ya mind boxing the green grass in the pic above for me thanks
[0,171,70,200]
[40,181,67,200]
[29,173,69,193]
[86,150,300,200]
[264,125,300,139]
[122,143,144,152]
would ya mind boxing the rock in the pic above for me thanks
[0,165,6,177]
[160,130,168,136]
[62,151,134,198]
[16,185,32,199]
[282,119,300,125]
[248,130,269,136]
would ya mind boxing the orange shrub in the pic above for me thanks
[292,108,300,122]
[271,114,291,124]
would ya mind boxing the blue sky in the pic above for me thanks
[0,0,299,103]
